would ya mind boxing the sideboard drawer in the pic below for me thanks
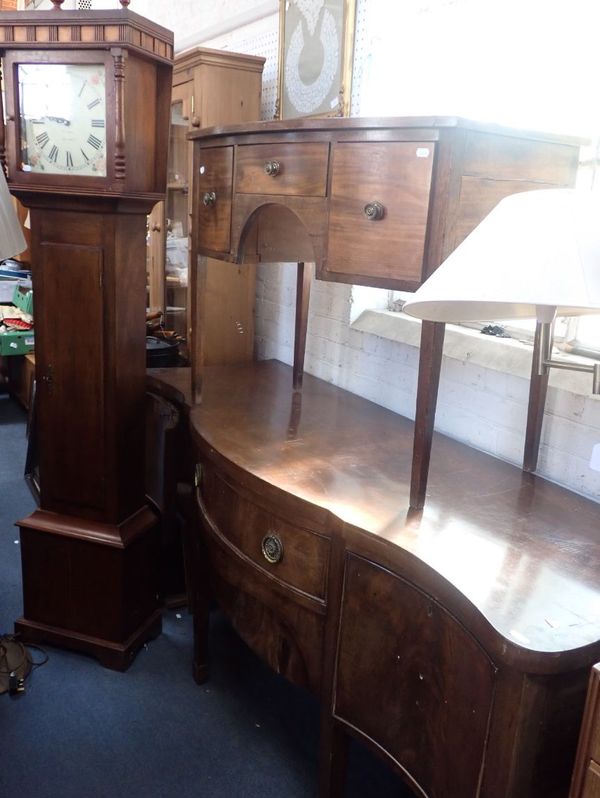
[235,142,329,197]
[195,145,233,254]
[326,141,435,287]
[201,466,329,602]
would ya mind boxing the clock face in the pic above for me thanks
[18,63,107,177]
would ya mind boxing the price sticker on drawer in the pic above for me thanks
[416,148,430,158]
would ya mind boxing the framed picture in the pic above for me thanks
[278,0,356,119]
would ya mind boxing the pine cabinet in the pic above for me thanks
[146,47,264,361]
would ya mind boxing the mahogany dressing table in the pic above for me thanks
[148,117,600,797]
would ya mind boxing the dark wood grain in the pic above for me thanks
[183,361,600,669]
[570,665,600,797]
[327,140,435,282]
[194,145,234,254]
[293,261,313,390]
[524,321,550,472]
[179,117,589,795]
[335,554,496,798]
[235,141,329,196]
[151,360,600,796]
[1,7,173,668]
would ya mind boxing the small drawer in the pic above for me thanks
[201,467,329,602]
[235,142,329,197]
[195,145,233,254]
[326,141,435,286]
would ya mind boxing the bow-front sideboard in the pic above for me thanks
[148,118,600,797]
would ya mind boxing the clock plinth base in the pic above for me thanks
[16,506,162,671]
[15,610,162,672]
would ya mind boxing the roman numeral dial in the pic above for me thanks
[18,63,107,177]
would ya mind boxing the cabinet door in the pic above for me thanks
[36,242,106,514]
[570,664,600,798]
[582,762,600,798]
[335,554,496,798]
[165,82,193,343]
[325,141,435,289]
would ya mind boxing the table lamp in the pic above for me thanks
[403,188,600,484]
[0,167,26,261]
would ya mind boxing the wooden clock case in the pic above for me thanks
[0,6,173,670]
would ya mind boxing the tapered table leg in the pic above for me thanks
[523,321,549,473]
[410,320,446,510]
[293,261,314,391]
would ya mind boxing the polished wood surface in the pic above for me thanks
[328,140,434,282]
[236,142,329,196]
[152,361,600,796]
[1,5,173,669]
[336,554,495,798]
[185,361,600,664]
[189,116,581,506]
[190,116,581,289]
[178,116,588,794]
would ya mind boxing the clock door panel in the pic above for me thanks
[36,242,106,514]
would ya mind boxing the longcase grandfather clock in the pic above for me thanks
[0,1,173,669]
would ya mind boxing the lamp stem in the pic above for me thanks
[536,320,554,377]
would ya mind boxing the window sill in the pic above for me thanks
[351,309,599,399]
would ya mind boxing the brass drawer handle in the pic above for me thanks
[364,201,385,221]
[202,191,217,207]
[264,160,280,177]
[261,533,284,564]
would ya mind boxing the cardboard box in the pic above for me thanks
[12,284,33,315]
[0,329,34,356]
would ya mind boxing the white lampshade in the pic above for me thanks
[0,168,26,261]
[403,189,600,323]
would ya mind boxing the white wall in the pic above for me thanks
[255,265,600,503]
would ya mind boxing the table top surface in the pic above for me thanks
[148,361,600,665]
[187,115,586,145]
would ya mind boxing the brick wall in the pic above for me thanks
[255,263,600,502]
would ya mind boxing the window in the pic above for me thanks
[352,0,600,359]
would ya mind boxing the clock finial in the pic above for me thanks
[50,0,65,9]
[119,0,131,7]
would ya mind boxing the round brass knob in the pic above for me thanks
[264,160,280,177]
[364,201,385,221]
[202,191,217,207]
[261,533,283,564]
